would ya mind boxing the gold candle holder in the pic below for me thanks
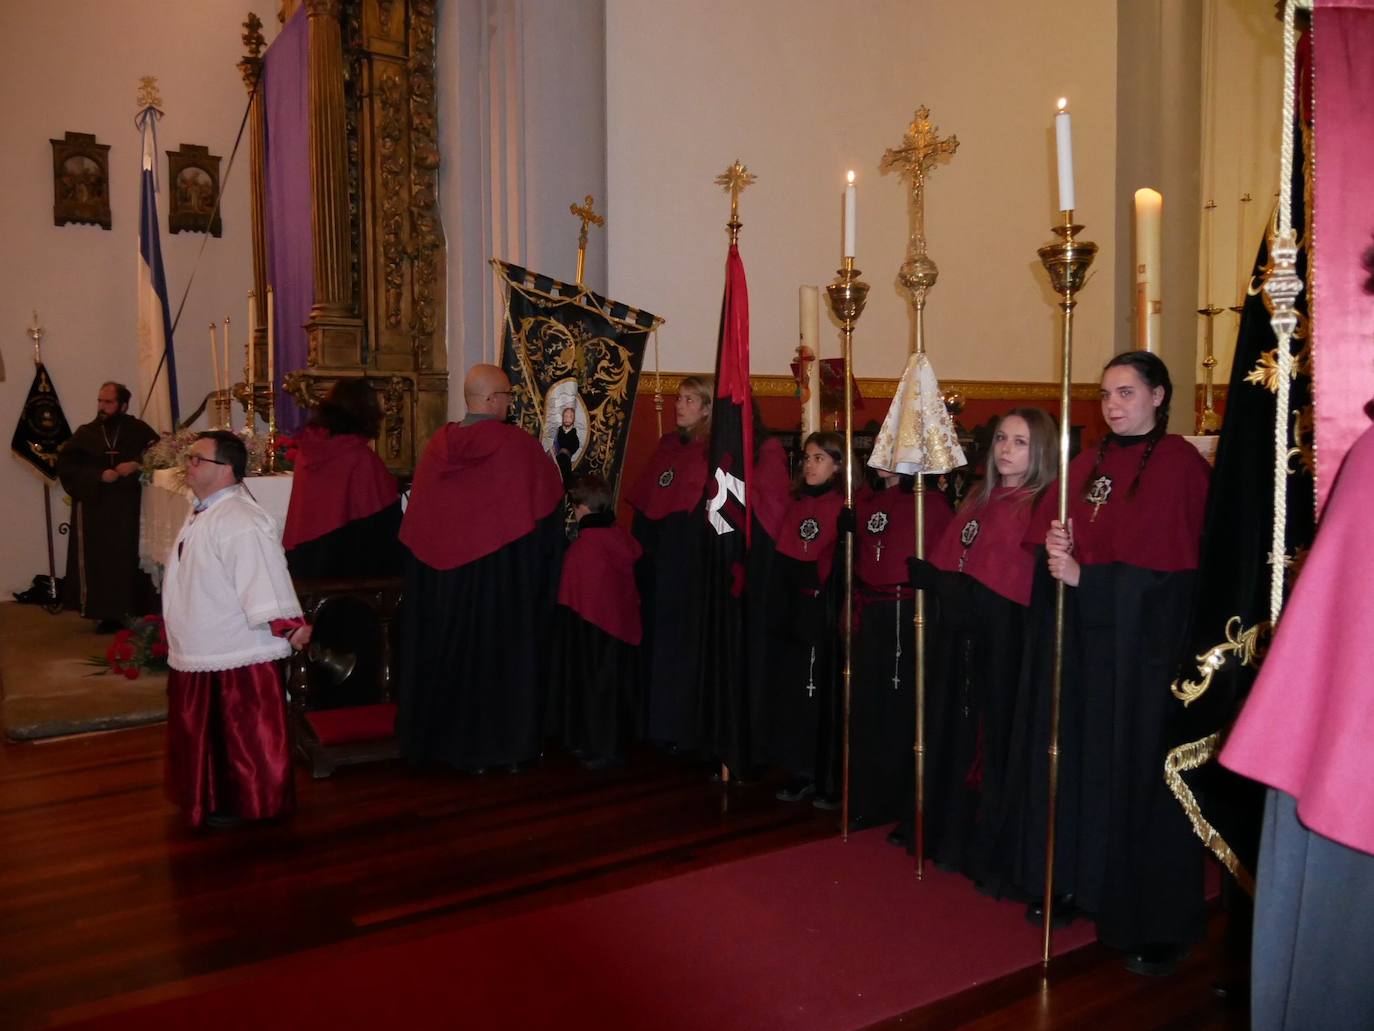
[1035,210,1097,966]
[825,257,869,842]
[1197,304,1224,434]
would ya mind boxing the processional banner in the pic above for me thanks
[494,261,660,500]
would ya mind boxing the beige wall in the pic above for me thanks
[1197,0,1283,383]
[0,0,275,592]
[605,0,1120,385]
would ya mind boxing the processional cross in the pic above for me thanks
[881,107,959,301]
[714,160,758,244]
[570,195,605,286]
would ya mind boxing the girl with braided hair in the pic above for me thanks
[1011,351,1212,977]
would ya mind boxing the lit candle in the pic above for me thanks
[798,285,821,436]
[843,171,856,258]
[221,316,232,429]
[1235,192,1252,306]
[1134,188,1163,351]
[266,284,275,393]
[209,323,221,399]
[1202,201,1214,308]
[1055,98,1075,213]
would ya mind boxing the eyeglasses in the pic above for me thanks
[187,454,228,467]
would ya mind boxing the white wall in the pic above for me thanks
[0,0,275,592]
[605,0,1119,384]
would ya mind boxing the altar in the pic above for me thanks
[139,468,295,576]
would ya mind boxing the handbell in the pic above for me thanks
[306,642,357,685]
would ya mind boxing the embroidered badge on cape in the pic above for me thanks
[658,468,675,488]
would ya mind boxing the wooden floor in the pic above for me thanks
[0,725,1248,1030]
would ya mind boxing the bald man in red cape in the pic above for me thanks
[397,365,565,773]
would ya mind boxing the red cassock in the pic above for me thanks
[164,618,303,828]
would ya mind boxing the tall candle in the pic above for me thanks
[209,323,221,399]
[221,316,233,429]
[266,285,275,392]
[843,171,856,258]
[1055,98,1075,213]
[799,285,821,436]
[1202,201,1215,307]
[1134,188,1163,351]
[1235,192,1252,306]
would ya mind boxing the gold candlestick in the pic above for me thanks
[826,257,868,842]
[1036,210,1097,966]
[1197,304,1224,434]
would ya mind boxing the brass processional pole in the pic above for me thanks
[1035,194,1097,965]
[881,106,959,877]
[826,184,868,842]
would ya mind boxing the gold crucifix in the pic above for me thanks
[570,195,605,286]
[136,75,163,112]
[881,106,958,260]
[714,160,758,244]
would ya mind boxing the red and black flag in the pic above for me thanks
[698,242,753,771]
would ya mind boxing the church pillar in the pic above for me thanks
[1114,0,1203,431]
[305,0,365,366]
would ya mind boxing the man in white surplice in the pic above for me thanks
[162,431,310,829]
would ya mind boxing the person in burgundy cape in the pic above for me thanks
[846,465,952,832]
[624,376,712,754]
[1013,352,1210,975]
[282,378,402,579]
[1219,416,1374,1030]
[546,475,642,770]
[163,431,311,829]
[397,364,565,773]
[756,431,846,806]
[896,409,1054,875]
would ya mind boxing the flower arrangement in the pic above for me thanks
[275,434,300,472]
[86,615,170,679]
[140,428,201,484]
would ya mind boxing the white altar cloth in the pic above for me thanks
[139,469,295,577]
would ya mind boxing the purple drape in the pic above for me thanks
[263,8,311,434]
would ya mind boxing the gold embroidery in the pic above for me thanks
[1164,734,1255,895]
[1171,616,1271,706]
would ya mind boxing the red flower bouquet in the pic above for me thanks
[86,615,170,679]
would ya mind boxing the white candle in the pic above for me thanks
[266,285,275,392]
[843,171,856,258]
[1055,98,1075,213]
[221,317,233,429]
[1134,188,1163,351]
[798,285,821,436]
[209,323,221,399]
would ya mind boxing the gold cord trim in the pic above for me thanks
[1164,734,1255,895]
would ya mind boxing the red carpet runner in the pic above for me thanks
[69,829,1096,1030]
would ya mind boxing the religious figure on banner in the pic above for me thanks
[540,379,589,487]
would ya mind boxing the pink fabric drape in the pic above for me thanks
[1311,0,1374,515]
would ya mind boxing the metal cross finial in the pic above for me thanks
[28,310,44,365]
[136,76,163,111]
[881,105,959,315]
[570,194,605,286]
[715,160,758,243]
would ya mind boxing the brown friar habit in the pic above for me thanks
[397,417,565,771]
[57,412,159,621]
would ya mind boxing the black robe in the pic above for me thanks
[1010,434,1211,950]
[398,508,564,769]
[56,412,159,621]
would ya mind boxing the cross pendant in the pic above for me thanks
[957,550,967,572]
[874,540,884,562]
[1091,500,1105,522]
[106,450,119,467]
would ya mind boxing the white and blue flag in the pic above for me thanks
[135,104,179,431]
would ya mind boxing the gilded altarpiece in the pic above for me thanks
[250,0,446,475]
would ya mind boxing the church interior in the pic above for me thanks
[4,0,1370,1027]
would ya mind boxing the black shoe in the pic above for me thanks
[94,619,122,634]
[505,759,537,774]
[775,777,815,802]
[580,755,623,771]
[1124,943,1186,977]
[811,795,841,811]
[886,822,912,849]
[1210,976,1249,1005]
[1025,894,1078,928]
[203,812,243,830]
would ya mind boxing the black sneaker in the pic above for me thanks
[775,777,815,802]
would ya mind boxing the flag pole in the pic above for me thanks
[826,256,869,841]
[28,313,62,612]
